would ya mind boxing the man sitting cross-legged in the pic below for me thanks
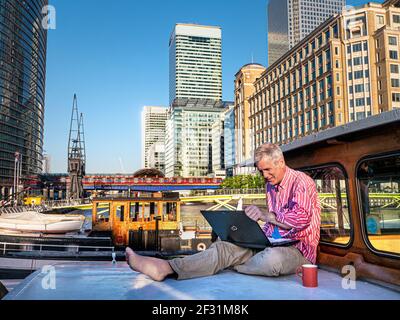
[126,143,320,281]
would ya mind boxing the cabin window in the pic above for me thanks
[302,165,352,246]
[129,202,140,221]
[162,202,177,221]
[95,202,110,222]
[357,154,400,256]
[139,203,150,220]
[116,205,125,222]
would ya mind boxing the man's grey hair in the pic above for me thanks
[254,143,284,165]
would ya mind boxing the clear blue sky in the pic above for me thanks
[44,0,382,174]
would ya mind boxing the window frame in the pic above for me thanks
[296,162,354,249]
[355,151,400,260]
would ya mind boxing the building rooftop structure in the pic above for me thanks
[170,98,232,109]
[132,168,165,178]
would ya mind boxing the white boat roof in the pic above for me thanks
[3,262,400,300]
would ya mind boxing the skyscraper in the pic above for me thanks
[141,106,168,169]
[169,23,222,104]
[268,0,289,67]
[268,0,345,66]
[0,0,48,197]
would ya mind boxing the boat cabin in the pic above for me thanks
[91,192,182,249]
[282,109,400,287]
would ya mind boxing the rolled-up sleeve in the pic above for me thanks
[275,184,312,230]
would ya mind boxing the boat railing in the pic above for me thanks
[0,241,115,256]
[0,205,43,214]
[42,197,92,209]
[0,198,92,214]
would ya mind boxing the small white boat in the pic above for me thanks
[0,211,85,234]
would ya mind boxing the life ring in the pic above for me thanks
[197,242,207,251]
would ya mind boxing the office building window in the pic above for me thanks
[326,29,330,41]
[391,79,400,87]
[333,24,338,38]
[353,57,362,65]
[348,72,353,80]
[353,43,362,52]
[355,84,364,93]
[390,64,399,73]
[392,93,400,102]
[393,15,400,24]
[356,98,365,106]
[390,50,398,60]
[389,36,398,46]
[354,70,363,79]
[356,112,365,120]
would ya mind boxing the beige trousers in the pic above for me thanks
[168,240,311,280]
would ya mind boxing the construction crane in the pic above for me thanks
[67,94,86,199]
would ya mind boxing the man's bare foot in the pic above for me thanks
[125,247,174,281]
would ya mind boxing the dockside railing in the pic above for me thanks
[0,241,115,256]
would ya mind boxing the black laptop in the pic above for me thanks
[201,210,299,249]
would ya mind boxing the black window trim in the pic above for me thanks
[356,151,400,260]
[295,162,354,249]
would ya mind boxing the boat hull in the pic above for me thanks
[0,212,85,234]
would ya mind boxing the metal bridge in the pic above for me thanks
[82,176,222,192]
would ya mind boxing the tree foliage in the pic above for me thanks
[221,174,265,189]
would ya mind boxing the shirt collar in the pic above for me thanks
[275,166,291,191]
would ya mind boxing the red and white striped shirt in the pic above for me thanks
[262,166,321,264]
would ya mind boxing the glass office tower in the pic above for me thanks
[169,24,222,105]
[0,0,47,194]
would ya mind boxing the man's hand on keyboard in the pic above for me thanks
[244,205,277,223]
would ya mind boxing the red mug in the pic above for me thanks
[296,264,318,287]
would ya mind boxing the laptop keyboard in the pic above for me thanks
[268,237,291,243]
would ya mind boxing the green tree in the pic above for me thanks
[221,174,265,189]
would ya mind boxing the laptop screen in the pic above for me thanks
[201,210,271,249]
